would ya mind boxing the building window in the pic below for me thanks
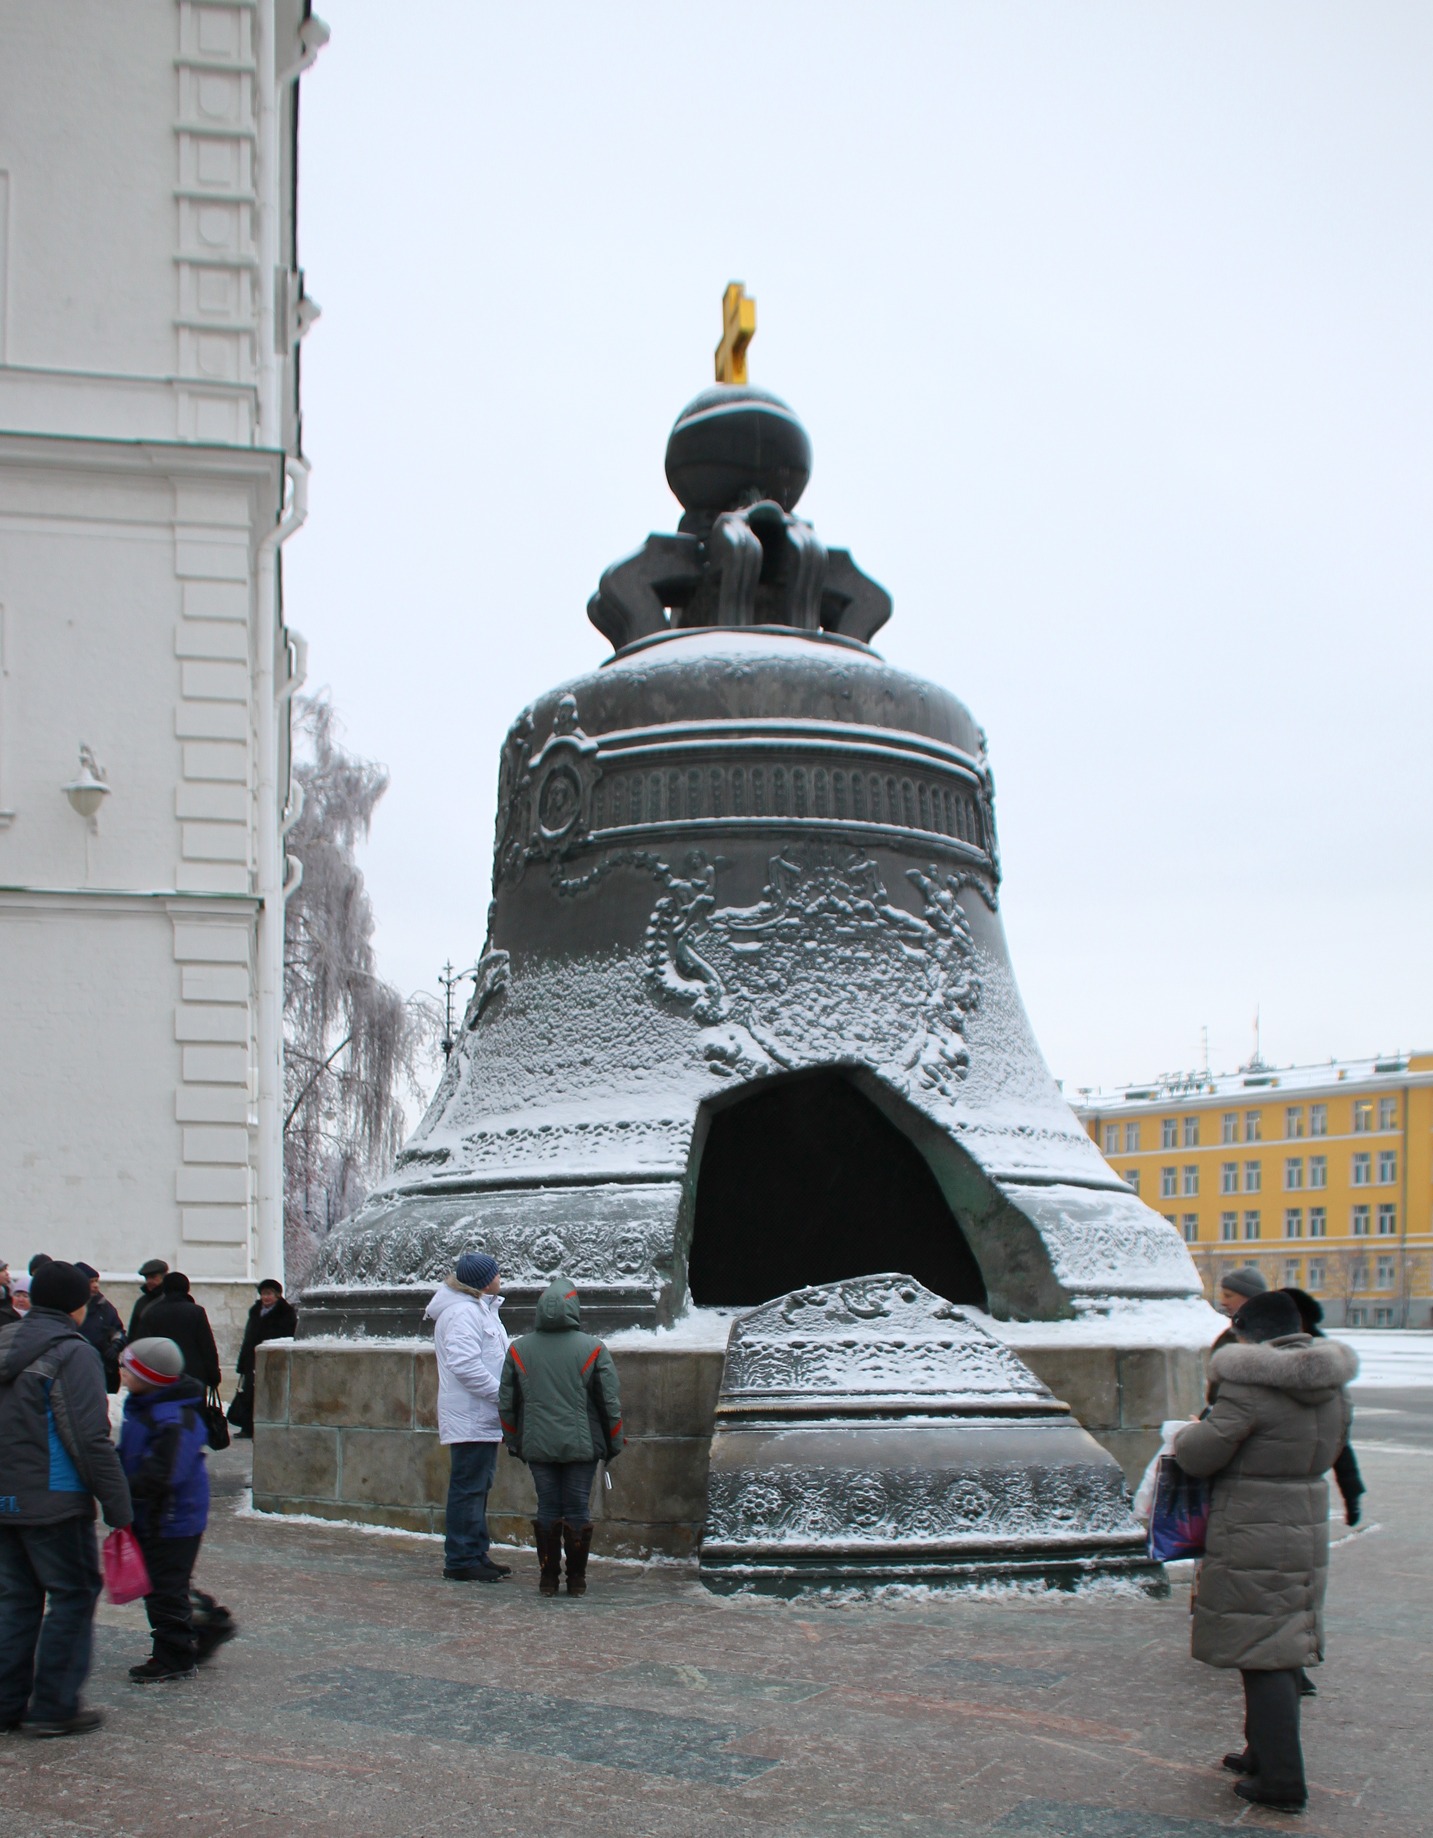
[1184,1116,1200,1147]
[1308,1155,1327,1189]
[1244,1161,1262,1194]
[1350,1258,1368,1292]
[1376,1256,1395,1288]
[1309,1207,1327,1238]
[1284,1208,1303,1239]
[1124,1169,1140,1194]
[1284,1260,1300,1286]
[1243,1210,1261,1240]
[1375,1306,1394,1327]
[1161,1166,1177,1198]
[1183,1164,1199,1196]
[1378,1150,1397,1184]
[1161,1118,1177,1149]
[1309,1103,1327,1137]
[1181,1213,1198,1243]
[1125,1121,1140,1153]
[1308,1259,1325,1291]
[1352,1205,1370,1236]
[1377,1204,1397,1236]
[1221,1162,1238,1194]
[1353,1100,1373,1133]
[1103,1124,1119,1154]
[1220,1211,1238,1242]
[1379,1097,1397,1130]
[1352,1152,1371,1186]
[1285,1105,1304,1139]
[1284,1157,1303,1190]
[1163,1213,1178,1229]
[1347,1307,1366,1327]
[1222,1112,1238,1144]
[1245,1111,1261,1142]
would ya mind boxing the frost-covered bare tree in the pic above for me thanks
[283,693,438,1282]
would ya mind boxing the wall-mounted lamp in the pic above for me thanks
[63,744,110,827]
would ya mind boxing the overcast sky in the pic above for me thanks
[282,2,1431,1101]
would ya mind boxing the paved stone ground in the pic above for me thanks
[1,1389,1428,1837]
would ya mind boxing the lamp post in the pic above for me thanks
[438,960,480,1058]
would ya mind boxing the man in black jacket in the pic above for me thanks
[126,1259,169,1342]
[229,1280,298,1437]
[0,1262,133,1738]
[136,1273,221,1390]
[73,1264,126,1393]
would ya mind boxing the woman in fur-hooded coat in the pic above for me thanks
[1174,1331,1357,1671]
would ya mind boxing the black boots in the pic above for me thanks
[562,1521,593,1596]
[534,1522,562,1596]
[534,1521,593,1595]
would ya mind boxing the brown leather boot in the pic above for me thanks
[562,1521,593,1596]
[534,1522,562,1597]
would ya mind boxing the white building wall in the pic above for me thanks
[0,0,320,1357]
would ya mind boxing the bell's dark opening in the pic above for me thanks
[687,1070,987,1308]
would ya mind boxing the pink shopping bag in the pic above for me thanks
[102,1526,152,1605]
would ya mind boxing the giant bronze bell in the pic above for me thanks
[305,311,1201,1337]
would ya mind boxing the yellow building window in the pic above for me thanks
[1245,1111,1262,1142]
[1181,1213,1198,1242]
[1378,1150,1397,1184]
[1310,1103,1327,1136]
[1284,1208,1303,1238]
[1285,1157,1303,1190]
[1309,1207,1327,1238]
[1285,1105,1304,1138]
[1243,1210,1261,1240]
[1161,1119,1177,1149]
[1378,1205,1397,1236]
[1124,1121,1140,1153]
[1183,1164,1198,1195]
[1183,1116,1200,1147]
[1309,1155,1327,1189]
[1222,1112,1238,1144]
[1221,1162,1238,1194]
[1244,1161,1262,1193]
[1378,1097,1398,1130]
[1353,1100,1373,1132]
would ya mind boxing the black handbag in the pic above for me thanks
[202,1385,231,1451]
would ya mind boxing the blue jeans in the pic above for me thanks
[0,1517,104,1725]
[529,1460,598,1529]
[444,1441,498,1570]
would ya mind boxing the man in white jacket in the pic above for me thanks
[424,1251,510,1582]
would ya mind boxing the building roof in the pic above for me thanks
[1074,1051,1433,1117]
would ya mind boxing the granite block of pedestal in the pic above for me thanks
[253,1340,723,1558]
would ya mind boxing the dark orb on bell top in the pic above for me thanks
[664,383,813,519]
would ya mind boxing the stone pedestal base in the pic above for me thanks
[252,1335,1205,1556]
[253,1340,723,1558]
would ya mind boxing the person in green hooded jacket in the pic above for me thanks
[498,1278,623,1597]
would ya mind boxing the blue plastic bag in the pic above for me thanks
[1147,1453,1211,1561]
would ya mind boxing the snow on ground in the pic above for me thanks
[1336,1331,1433,1388]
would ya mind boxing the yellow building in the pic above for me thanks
[1076,1053,1433,1328]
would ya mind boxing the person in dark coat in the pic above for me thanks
[0,1261,133,1737]
[498,1277,623,1598]
[73,1264,126,1394]
[126,1260,169,1342]
[136,1273,220,1390]
[228,1280,297,1438]
[1173,1289,1357,1814]
[1281,1287,1364,1525]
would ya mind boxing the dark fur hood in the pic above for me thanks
[1208,1332,1358,1400]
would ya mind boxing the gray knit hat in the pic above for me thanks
[1219,1266,1267,1301]
[120,1338,185,1386]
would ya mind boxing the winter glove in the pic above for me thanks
[1345,1500,1361,1527]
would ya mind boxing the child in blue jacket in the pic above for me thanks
[117,1337,217,1682]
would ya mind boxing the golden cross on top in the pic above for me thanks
[714,281,756,384]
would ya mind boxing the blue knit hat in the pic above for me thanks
[456,1251,499,1290]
